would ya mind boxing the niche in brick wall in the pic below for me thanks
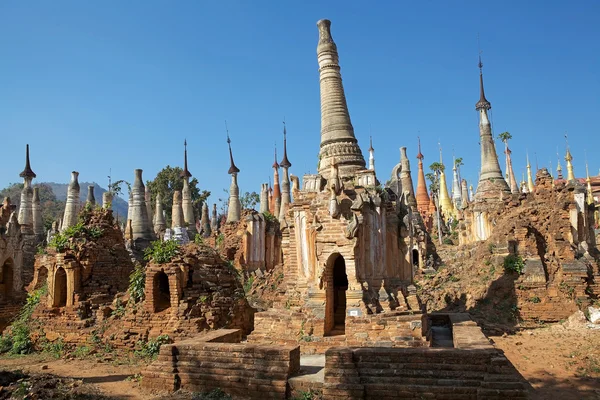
[0,258,14,298]
[153,270,171,312]
[53,267,67,307]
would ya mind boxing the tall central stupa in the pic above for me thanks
[316,19,366,180]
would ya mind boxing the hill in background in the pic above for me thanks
[45,182,128,219]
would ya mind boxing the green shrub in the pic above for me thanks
[144,239,180,264]
[262,211,277,223]
[197,295,210,304]
[293,390,322,400]
[63,222,86,238]
[128,263,146,303]
[111,299,126,318]
[192,388,232,400]
[41,339,65,359]
[73,345,92,358]
[36,244,47,255]
[529,296,541,303]
[442,237,453,245]
[0,285,47,355]
[215,233,225,248]
[135,334,170,360]
[243,275,254,294]
[503,254,525,274]
[0,335,11,353]
[450,219,459,231]
[48,234,69,252]
[194,234,204,245]
[87,226,103,239]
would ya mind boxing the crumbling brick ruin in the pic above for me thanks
[211,209,281,273]
[0,197,27,330]
[27,207,253,348]
[142,314,527,399]
[454,169,600,323]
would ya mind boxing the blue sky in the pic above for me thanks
[1,1,599,206]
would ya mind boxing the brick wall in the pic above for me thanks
[248,309,427,354]
[142,329,300,399]
[322,346,527,399]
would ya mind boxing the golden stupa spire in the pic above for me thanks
[586,159,594,205]
[565,134,575,182]
[526,152,534,193]
[438,144,455,219]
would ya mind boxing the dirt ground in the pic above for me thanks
[492,320,600,400]
[1,322,599,399]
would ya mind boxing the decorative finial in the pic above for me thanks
[368,135,374,152]
[272,143,279,169]
[180,138,192,178]
[19,144,36,179]
[475,50,491,111]
[226,121,240,174]
[417,136,424,160]
[280,119,292,168]
[557,148,563,170]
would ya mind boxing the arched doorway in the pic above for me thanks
[0,259,14,298]
[54,267,67,307]
[153,271,171,312]
[412,249,420,267]
[325,254,348,336]
[36,267,48,290]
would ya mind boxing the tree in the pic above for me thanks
[240,191,260,210]
[454,157,464,186]
[109,180,131,197]
[498,131,512,144]
[146,166,210,226]
[426,162,445,193]
[498,131,512,181]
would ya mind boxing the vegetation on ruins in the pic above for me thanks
[47,219,104,253]
[293,389,323,400]
[143,239,180,264]
[134,334,170,360]
[215,233,225,248]
[503,254,525,274]
[194,233,204,245]
[128,263,146,303]
[262,210,277,223]
[0,284,47,355]
[146,166,210,226]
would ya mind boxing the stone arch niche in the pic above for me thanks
[412,249,420,267]
[33,266,49,290]
[0,258,15,298]
[153,270,171,312]
[324,253,348,336]
[53,267,67,307]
